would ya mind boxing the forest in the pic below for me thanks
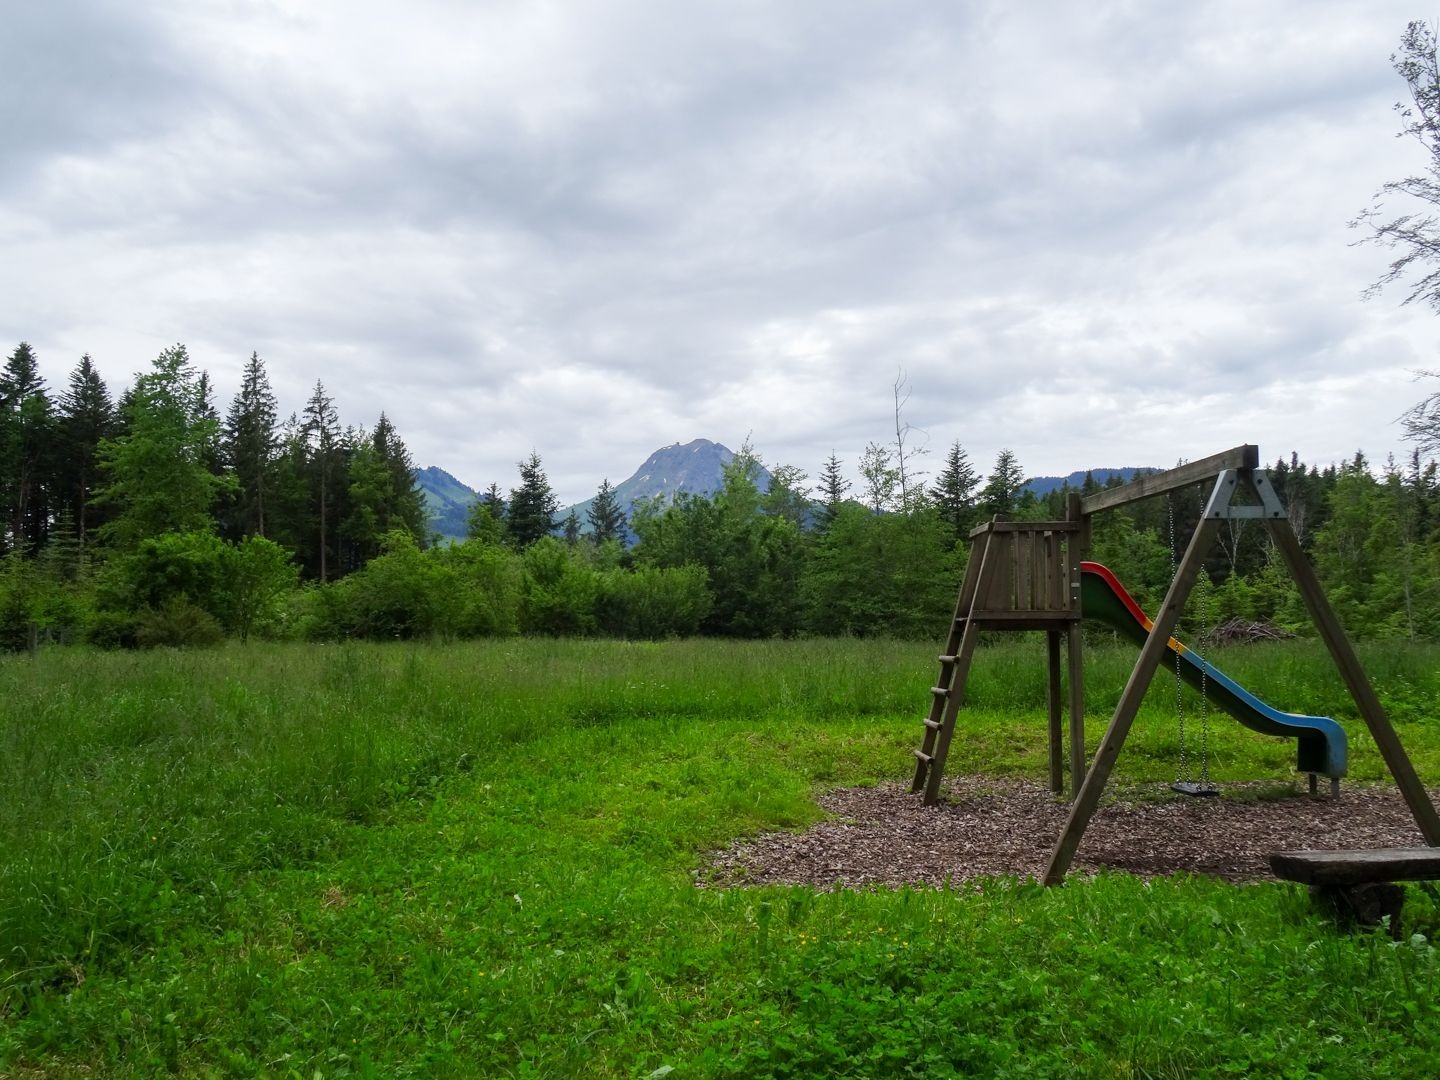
[0,337,1435,650]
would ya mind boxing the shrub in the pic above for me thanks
[597,564,711,638]
[134,598,225,648]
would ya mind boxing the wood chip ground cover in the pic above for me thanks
[706,777,1432,888]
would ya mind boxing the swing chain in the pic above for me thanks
[1169,497,1190,785]
[1196,570,1213,788]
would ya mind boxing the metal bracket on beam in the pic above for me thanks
[1202,469,1287,520]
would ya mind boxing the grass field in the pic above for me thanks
[4,637,1440,1076]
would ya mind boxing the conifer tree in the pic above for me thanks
[561,509,581,546]
[0,342,55,551]
[507,451,559,548]
[587,478,626,543]
[223,352,279,539]
[931,441,980,540]
[816,452,851,529]
[302,381,341,581]
[979,448,1026,516]
[55,354,116,555]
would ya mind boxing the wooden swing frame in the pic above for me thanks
[910,445,1440,886]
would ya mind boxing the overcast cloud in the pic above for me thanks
[4,1,1439,502]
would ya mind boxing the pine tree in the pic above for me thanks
[931,441,979,540]
[302,381,341,581]
[816,452,851,529]
[344,413,428,564]
[507,451,559,548]
[979,448,1026,516]
[0,342,54,551]
[223,352,279,540]
[55,354,116,555]
[587,478,626,543]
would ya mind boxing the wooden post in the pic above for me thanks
[1266,517,1440,846]
[1043,515,1221,885]
[1047,630,1063,793]
[1066,621,1084,799]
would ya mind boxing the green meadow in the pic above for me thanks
[4,638,1440,1076]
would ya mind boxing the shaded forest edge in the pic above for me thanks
[0,339,1432,647]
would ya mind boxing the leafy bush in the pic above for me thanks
[519,537,599,634]
[134,598,225,647]
[597,564,711,638]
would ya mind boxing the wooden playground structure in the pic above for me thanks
[910,445,1440,887]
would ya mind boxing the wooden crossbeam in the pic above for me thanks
[1079,445,1259,516]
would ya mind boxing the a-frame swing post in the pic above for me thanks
[1265,515,1440,846]
[1065,491,1087,797]
[1043,513,1222,885]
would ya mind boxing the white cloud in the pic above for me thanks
[2,1,1438,502]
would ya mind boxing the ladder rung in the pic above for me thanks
[923,719,942,731]
[938,654,957,664]
[913,750,933,764]
[930,686,949,697]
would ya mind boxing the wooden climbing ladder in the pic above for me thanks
[911,514,1085,806]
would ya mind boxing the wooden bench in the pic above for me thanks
[1269,848,1440,935]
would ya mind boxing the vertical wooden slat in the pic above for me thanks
[1266,517,1440,845]
[1043,516,1221,884]
[1016,533,1032,612]
[1047,630,1063,793]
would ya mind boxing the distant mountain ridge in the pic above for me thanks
[415,439,769,542]
[415,451,1153,542]
[1023,468,1149,496]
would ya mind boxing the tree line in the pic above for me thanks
[1,338,1436,648]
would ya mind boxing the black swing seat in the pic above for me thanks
[1170,781,1218,798]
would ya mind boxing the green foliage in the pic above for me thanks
[133,597,225,648]
[97,345,230,549]
[979,447,1026,516]
[587,477,626,543]
[519,536,600,634]
[802,504,964,637]
[597,563,712,638]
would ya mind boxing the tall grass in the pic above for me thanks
[3,638,1440,1074]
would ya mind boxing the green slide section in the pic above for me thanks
[1079,561,1346,778]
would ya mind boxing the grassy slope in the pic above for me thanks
[3,639,1440,1076]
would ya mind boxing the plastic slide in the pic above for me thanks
[1079,561,1347,779]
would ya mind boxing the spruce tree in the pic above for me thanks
[587,478,626,543]
[507,451,559,547]
[931,440,979,540]
[302,381,341,581]
[223,352,279,539]
[561,509,581,546]
[816,452,851,529]
[0,342,54,551]
[55,354,116,555]
[979,448,1026,516]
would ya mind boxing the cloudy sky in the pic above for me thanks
[5,2,1440,502]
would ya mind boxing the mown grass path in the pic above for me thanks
[4,640,1440,1076]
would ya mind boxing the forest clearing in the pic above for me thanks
[4,638,1440,1076]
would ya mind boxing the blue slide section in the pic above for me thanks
[1080,561,1347,779]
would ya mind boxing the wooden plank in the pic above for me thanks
[969,611,1078,625]
[969,520,1080,537]
[1043,516,1221,884]
[1265,517,1440,846]
[1066,620,1084,800]
[1047,631,1063,793]
[1079,445,1259,516]
[1270,848,1440,886]
[1016,532,1033,612]
[985,534,1013,610]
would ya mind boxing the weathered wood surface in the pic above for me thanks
[1079,445,1259,516]
[1270,848,1440,886]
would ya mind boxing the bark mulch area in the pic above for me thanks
[705,777,1434,888]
